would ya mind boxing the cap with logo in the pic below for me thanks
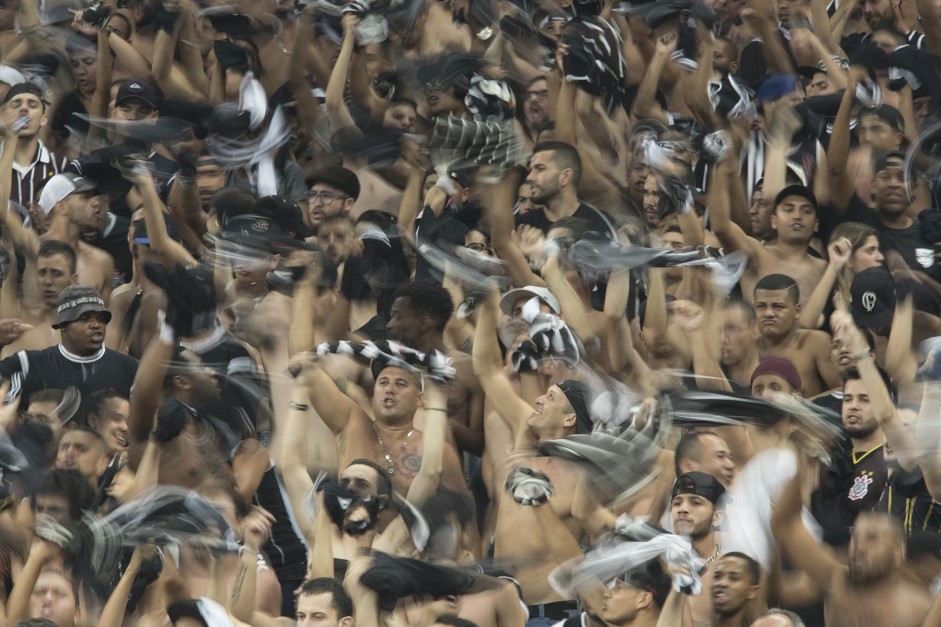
[217,213,295,254]
[851,267,896,328]
[116,80,158,110]
[38,173,97,215]
[52,285,111,329]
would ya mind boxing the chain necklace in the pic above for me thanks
[372,422,414,476]
[706,544,721,564]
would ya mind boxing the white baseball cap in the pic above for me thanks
[38,173,97,215]
[499,286,561,317]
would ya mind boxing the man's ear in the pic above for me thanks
[730,60,739,74]
[636,590,653,610]
[562,412,577,429]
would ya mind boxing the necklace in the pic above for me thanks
[372,422,414,476]
[706,544,721,564]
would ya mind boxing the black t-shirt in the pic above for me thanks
[0,345,138,407]
[836,195,939,280]
[880,466,941,535]
[515,202,617,239]
[813,443,887,546]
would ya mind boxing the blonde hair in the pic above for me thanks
[829,221,880,308]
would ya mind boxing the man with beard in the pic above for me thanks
[516,141,615,237]
[0,285,137,407]
[773,473,932,626]
[520,77,553,150]
[841,0,930,52]
[829,310,941,535]
[670,472,727,627]
[387,280,483,456]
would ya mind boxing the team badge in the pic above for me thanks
[848,473,873,501]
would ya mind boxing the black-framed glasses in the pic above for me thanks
[307,191,349,204]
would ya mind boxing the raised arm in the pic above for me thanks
[771,465,843,593]
[708,156,762,260]
[800,237,850,329]
[629,32,674,124]
[325,15,365,143]
[125,167,197,267]
[603,267,654,390]
[127,325,175,470]
[828,71,859,213]
[472,289,534,438]
[303,360,360,436]
[832,310,918,471]
[482,171,545,288]
[884,293,917,386]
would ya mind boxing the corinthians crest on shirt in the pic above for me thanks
[916,248,936,269]
[849,472,874,501]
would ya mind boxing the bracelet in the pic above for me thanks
[238,545,259,558]
[289,401,309,411]
[853,346,872,361]
[426,407,448,413]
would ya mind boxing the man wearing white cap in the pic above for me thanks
[4,172,114,301]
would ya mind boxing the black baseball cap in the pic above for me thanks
[2,82,45,106]
[116,79,158,110]
[672,471,726,504]
[851,267,896,328]
[306,166,360,201]
[773,184,817,211]
[873,150,906,173]
[558,379,593,435]
[253,195,308,239]
[859,105,905,132]
[614,561,672,608]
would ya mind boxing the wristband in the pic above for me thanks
[853,346,872,361]
[289,401,309,411]
[158,315,175,346]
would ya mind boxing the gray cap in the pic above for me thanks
[53,285,111,329]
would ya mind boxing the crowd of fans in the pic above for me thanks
[0,0,940,625]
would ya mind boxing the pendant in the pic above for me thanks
[401,453,421,473]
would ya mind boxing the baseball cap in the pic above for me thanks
[52,285,111,329]
[306,166,360,201]
[116,80,158,109]
[38,173,97,215]
[671,471,726,504]
[558,379,593,435]
[797,56,850,80]
[773,184,817,211]
[751,356,802,393]
[2,81,45,105]
[499,286,561,317]
[253,195,308,239]
[851,267,896,328]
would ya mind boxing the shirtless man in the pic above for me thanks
[772,474,933,627]
[387,280,484,456]
[0,240,76,357]
[472,288,592,616]
[302,350,467,496]
[670,472,727,627]
[710,171,826,308]
[658,552,762,627]
[753,274,841,397]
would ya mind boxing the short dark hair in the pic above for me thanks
[674,431,722,476]
[33,469,96,521]
[720,552,761,585]
[15,619,60,627]
[433,616,477,627]
[842,365,894,397]
[754,274,800,304]
[389,97,418,112]
[28,388,66,407]
[298,578,353,618]
[39,240,77,274]
[532,140,582,186]
[394,280,454,333]
[345,458,394,497]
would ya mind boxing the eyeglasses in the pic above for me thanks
[465,242,491,253]
[525,89,549,101]
[307,191,349,204]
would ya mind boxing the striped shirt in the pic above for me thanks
[3,140,68,209]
